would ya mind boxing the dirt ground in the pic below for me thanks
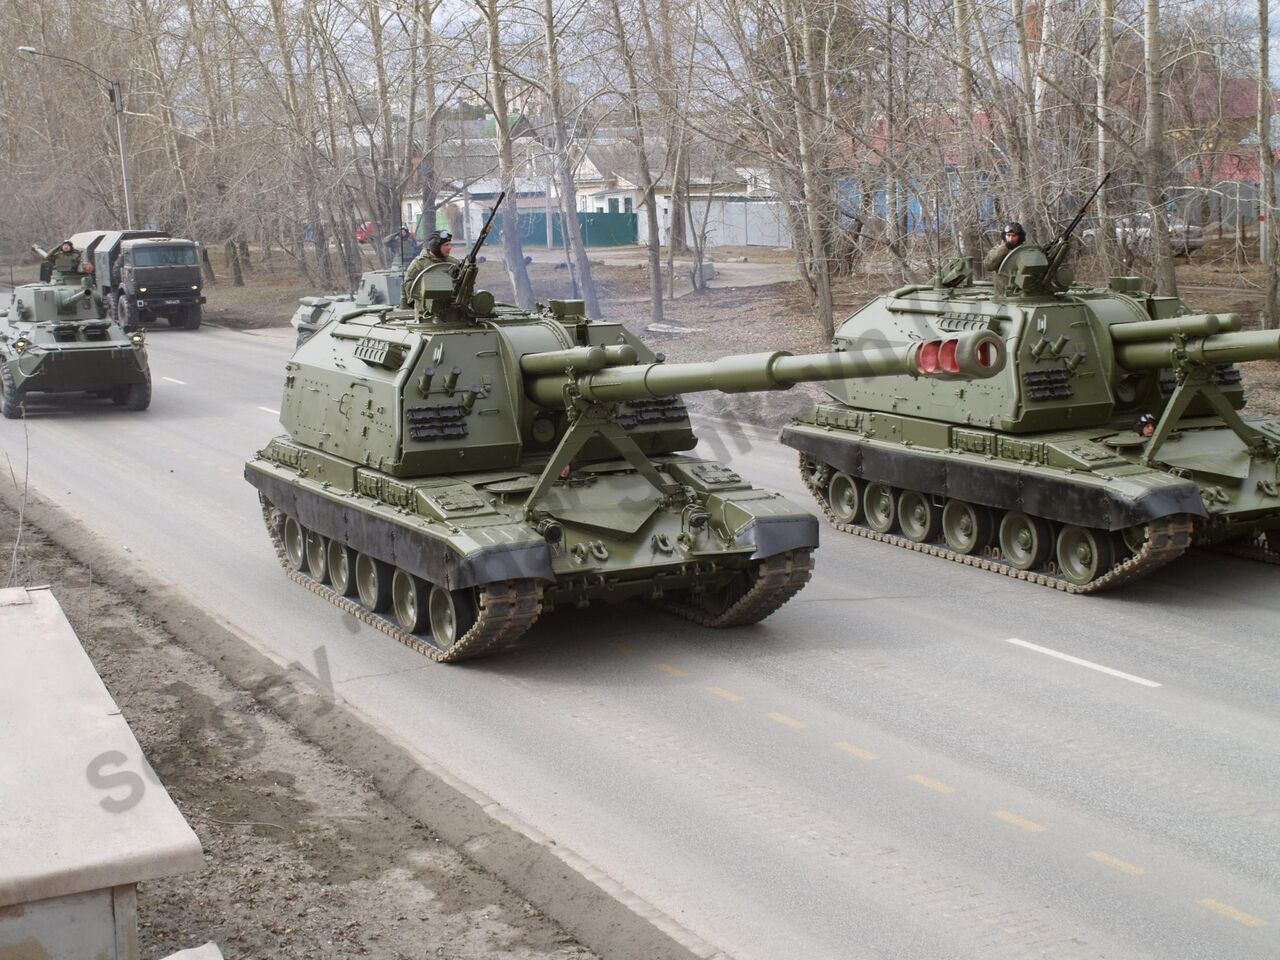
[0,509,597,960]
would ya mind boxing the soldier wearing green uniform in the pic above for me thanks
[401,231,458,306]
[983,222,1025,273]
[46,240,82,278]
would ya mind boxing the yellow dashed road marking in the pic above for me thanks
[992,810,1045,832]
[907,774,954,794]
[655,663,687,678]
[1198,899,1268,928]
[767,712,806,730]
[833,741,878,761]
[705,686,743,702]
[1088,851,1145,876]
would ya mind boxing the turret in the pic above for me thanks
[281,273,1004,485]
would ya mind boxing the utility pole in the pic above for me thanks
[19,47,135,228]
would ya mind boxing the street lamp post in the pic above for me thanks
[18,46,135,229]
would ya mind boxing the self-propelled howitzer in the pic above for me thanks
[245,261,1004,661]
[785,249,1280,592]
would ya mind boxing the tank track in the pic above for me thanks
[651,549,814,626]
[1213,532,1280,566]
[261,499,544,662]
[798,456,1195,594]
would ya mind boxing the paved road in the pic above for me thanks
[2,322,1278,960]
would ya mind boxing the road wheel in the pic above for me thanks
[1056,526,1116,586]
[1120,523,1150,558]
[392,569,430,632]
[183,304,202,330]
[801,454,832,491]
[328,541,358,596]
[0,365,22,420]
[283,517,308,572]
[863,482,897,534]
[897,490,940,543]
[355,553,393,612]
[941,500,994,554]
[998,511,1053,570]
[428,584,477,647]
[305,532,329,584]
[826,472,862,524]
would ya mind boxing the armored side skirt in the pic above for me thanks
[246,462,556,590]
[781,423,1207,531]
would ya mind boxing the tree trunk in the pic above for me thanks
[607,0,663,327]
[1260,0,1277,328]
[1095,0,1116,272]
[1142,0,1178,295]
[224,238,244,286]
[484,0,535,308]
[543,0,600,317]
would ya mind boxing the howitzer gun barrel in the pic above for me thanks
[1109,313,1242,343]
[1114,328,1280,371]
[525,330,1005,408]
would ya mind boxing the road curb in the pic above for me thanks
[0,483,731,960]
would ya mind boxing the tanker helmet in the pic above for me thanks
[427,230,453,258]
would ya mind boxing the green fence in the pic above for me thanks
[489,211,637,247]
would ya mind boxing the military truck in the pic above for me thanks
[290,268,403,348]
[66,230,205,330]
[245,202,1005,661]
[1,249,151,417]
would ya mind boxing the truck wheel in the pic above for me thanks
[1,365,23,419]
[126,371,152,410]
[118,294,140,331]
[183,304,202,330]
[112,372,151,411]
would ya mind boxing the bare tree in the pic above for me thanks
[1260,0,1277,327]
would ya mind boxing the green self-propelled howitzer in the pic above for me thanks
[0,246,151,417]
[784,249,1280,592]
[245,255,1005,661]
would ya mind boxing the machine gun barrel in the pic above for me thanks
[1114,328,1280,371]
[525,330,1005,408]
[55,286,92,307]
[1109,313,1243,342]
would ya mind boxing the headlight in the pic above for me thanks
[129,332,145,346]
[191,284,200,291]
[138,286,147,293]
[13,337,29,354]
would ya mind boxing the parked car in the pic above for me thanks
[1081,214,1204,256]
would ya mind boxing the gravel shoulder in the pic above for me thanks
[0,489,600,960]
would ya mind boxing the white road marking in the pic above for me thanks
[1004,637,1161,687]
[161,376,187,385]
[258,406,280,415]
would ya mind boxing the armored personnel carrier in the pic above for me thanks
[245,204,1004,661]
[783,245,1280,592]
[290,268,403,348]
[0,251,151,418]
